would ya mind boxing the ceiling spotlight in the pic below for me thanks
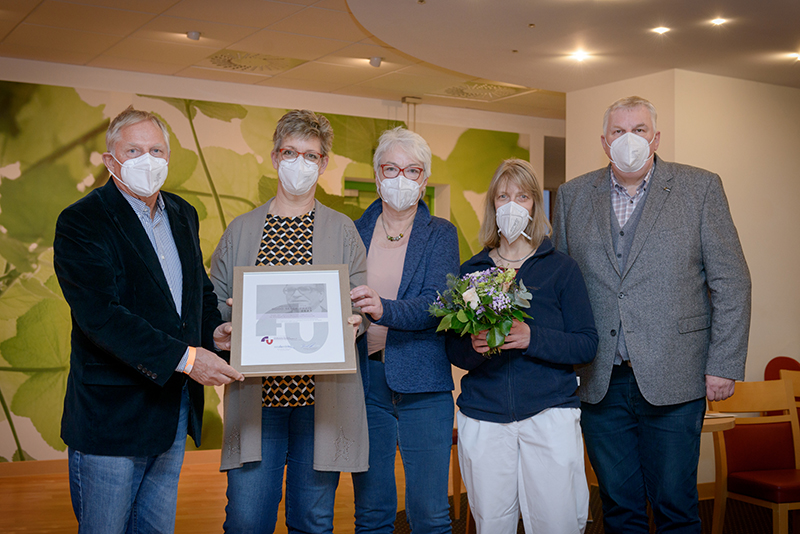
[652,27,670,34]
[186,31,201,41]
[571,50,589,62]
[369,56,382,68]
[791,53,800,61]
[711,18,727,25]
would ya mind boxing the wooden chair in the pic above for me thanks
[709,378,800,534]
[766,357,800,380]
[451,428,462,519]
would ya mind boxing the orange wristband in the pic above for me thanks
[184,347,196,375]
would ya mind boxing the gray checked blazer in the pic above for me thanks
[552,156,751,406]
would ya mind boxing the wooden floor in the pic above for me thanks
[0,448,460,533]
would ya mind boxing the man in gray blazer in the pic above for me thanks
[552,96,751,533]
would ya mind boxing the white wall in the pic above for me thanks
[566,68,800,485]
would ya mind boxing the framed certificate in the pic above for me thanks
[230,264,357,376]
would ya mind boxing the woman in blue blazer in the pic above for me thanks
[350,127,460,533]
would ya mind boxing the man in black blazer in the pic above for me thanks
[553,96,751,533]
[54,107,243,534]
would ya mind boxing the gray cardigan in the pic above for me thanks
[210,198,369,472]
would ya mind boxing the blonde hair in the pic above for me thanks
[272,109,333,156]
[479,159,551,250]
[603,96,658,135]
[106,106,170,154]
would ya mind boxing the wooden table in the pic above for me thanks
[702,413,736,433]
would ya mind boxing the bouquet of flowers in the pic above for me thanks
[429,267,532,356]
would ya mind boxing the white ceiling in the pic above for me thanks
[1,0,798,120]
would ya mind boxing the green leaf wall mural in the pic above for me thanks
[0,81,528,461]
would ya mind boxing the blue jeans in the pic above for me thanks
[68,385,190,534]
[352,359,454,534]
[224,404,340,534]
[581,364,705,534]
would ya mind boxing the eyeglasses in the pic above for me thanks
[283,285,320,294]
[278,148,324,164]
[379,164,424,180]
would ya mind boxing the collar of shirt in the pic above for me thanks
[114,180,165,219]
[609,163,654,199]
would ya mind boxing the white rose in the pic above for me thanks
[462,287,480,310]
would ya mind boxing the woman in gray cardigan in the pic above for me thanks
[350,127,460,533]
[210,110,368,534]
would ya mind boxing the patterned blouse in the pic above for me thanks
[256,209,315,407]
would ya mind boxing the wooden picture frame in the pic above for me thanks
[230,264,356,376]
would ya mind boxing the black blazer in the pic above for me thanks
[54,179,222,456]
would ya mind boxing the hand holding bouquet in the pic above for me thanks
[429,267,532,357]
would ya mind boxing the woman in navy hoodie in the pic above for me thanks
[447,159,598,534]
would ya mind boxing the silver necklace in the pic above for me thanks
[381,215,413,242]
[496,248,535,263]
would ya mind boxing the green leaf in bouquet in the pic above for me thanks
[456,309,468,324]
[429,305,448,317]
[512,309,526,322]
[486,326,505,348]
[500,318,514,336]
[436,314,452,332]
[515,280,532,308]
[460,321,472,336]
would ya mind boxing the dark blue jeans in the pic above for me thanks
[224,405,340,534]
[352,359,454,534]
[581,364,705,534]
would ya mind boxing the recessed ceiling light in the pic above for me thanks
[652,27,670,34]
[186,31,201,40]
[711,18,727,25]
[790,53,800,61]
[571,50,589,61]
[369,56,382,67]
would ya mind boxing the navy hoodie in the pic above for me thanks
[446,237,598,423]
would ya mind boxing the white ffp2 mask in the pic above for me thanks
[378,176,421,212]
[607,132,654,174]
[496,201,532,244]
[278,157,319,196]
[107,153,168,197]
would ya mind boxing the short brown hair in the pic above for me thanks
[106,106,170,154]
[479,159,551,250]
[272,109,333,156]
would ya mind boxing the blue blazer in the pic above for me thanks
[54,179,222,456]
[355,200,459,394]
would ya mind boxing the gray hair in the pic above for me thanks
[106,106,170,154]
[602,96,658,135]
[373,127,432,179]
[272,109,333,156]
[479,158,551,250]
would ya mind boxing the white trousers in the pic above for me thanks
[457,408,589,534]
